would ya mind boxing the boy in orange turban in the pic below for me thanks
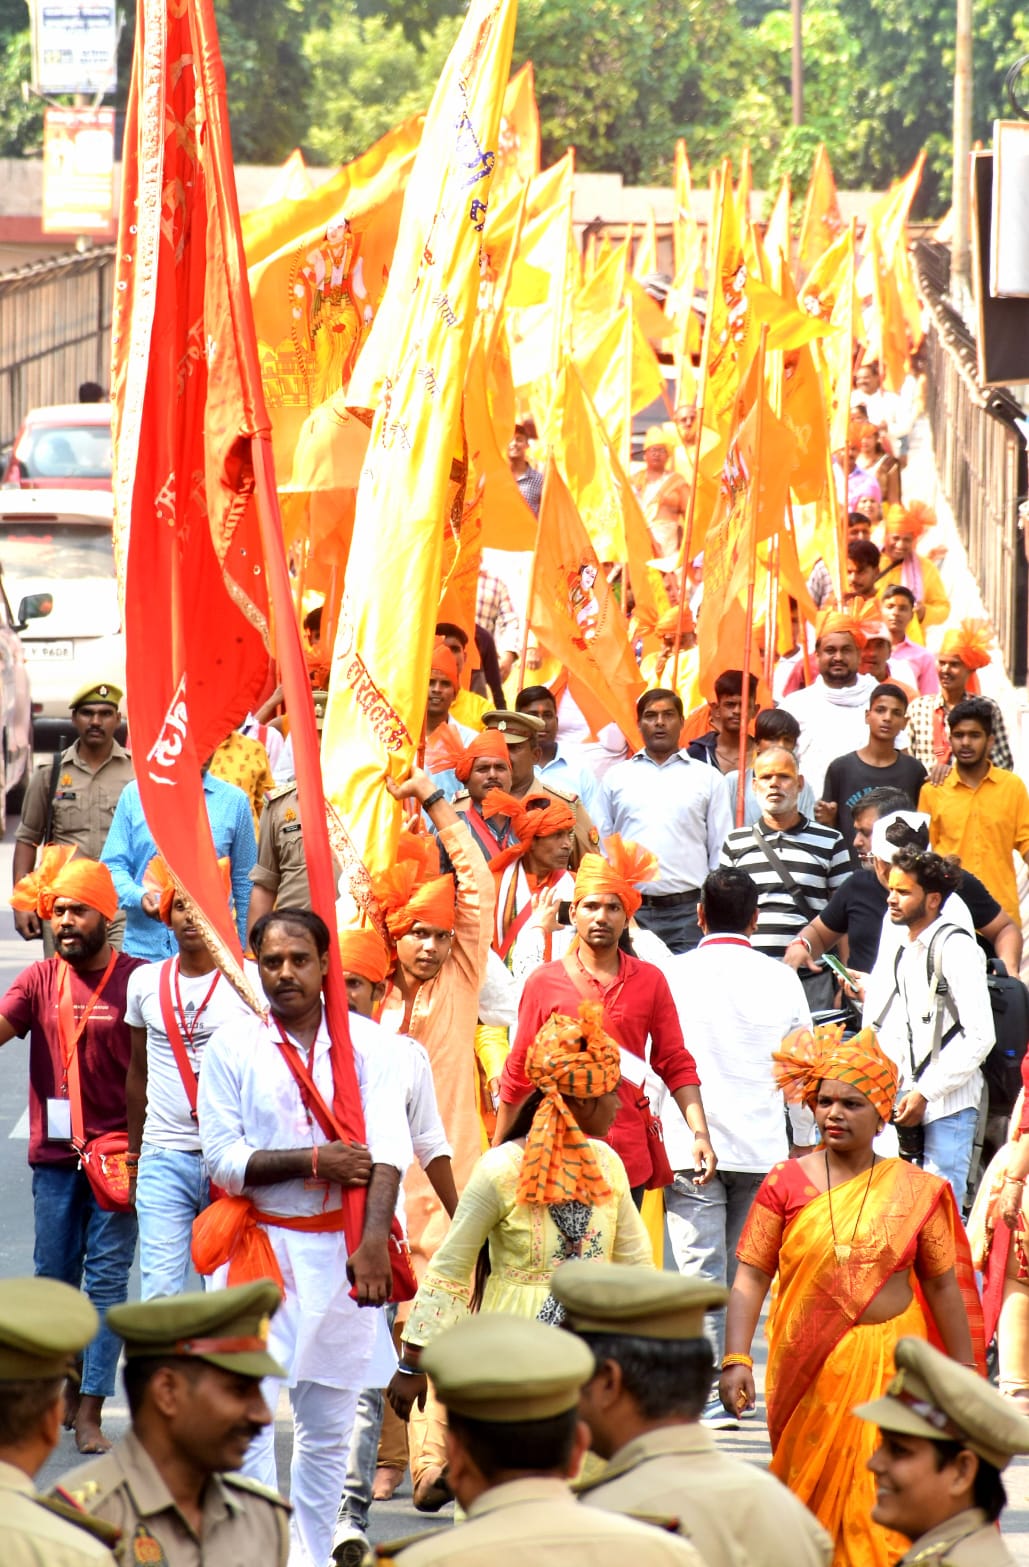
[878,500,950,643]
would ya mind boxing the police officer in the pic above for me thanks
[0,1276,118,1564]
[55,1281,291,1565]
[478,709,599,866]
[854,1336,1029,1565]
[13,680,133,952]
[377,1314,706,1567]
[552,1261,832,1567]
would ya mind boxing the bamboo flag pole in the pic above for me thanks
[736,326,768,827]
[672,159,728,690]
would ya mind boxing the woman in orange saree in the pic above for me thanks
[719,1026,984,1567]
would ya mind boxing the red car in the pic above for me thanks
[2,403,112,490]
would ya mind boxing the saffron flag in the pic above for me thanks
[764,176,791,278]
[800,227,859,451]
[633,207,658,280]
[797,143,844,279]
[530,454,644,744]
[493,61,540,199]
[322,0,517,886]
[673,138,696,278]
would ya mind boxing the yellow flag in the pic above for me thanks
[673,138,697,278]
[505,154,575,388]
[573,304,665,466]
[466,326,537,551]
[574,238,628,337]
[530,454,644,744]
[321,0,517,886]
[797,143,844,279]
[800,227,858,451]
[764,175,791,278]
[736,146,753,227]
[633,207,658,280]
[492,62,541,200]
[257,148,314,208]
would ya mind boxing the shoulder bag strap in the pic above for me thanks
[157,960,199,1118]
[872,945,905,1033]
[751,826,820,923]
[907,924,969,1080]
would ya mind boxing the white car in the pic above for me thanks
[0,490,123,753]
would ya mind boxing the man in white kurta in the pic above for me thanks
[197,911,412,1567]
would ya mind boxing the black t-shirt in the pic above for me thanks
[820,866,1003,971]
[821,750,928,864]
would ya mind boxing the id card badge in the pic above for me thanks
[46,1097,72,1142]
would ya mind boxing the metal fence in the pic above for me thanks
[0,246,115,454]
[916,239,1028,686]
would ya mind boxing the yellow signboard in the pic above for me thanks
[42,107,115,235]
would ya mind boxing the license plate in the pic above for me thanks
[23,641,73,660]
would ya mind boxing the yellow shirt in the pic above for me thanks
[451,686,490,731]
[209,732,275,831]
[877,555,950,644]
[919,764,1029,924]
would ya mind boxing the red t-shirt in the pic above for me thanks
[501,952,700,1186]
[1,952,146,1167]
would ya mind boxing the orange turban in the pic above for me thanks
[338,926,390,985]
[851,597,890,643]
[940,619,992,673]
[518,1001,620,1206]
[816,608,866,649]
[11,844,118,923]
[453,729,510,784]
[143,855,231,924]
[772,1023,899,1123]
[885,500,936,539]
[572,835,658,920]
[430,639,460,689]
[371,832,456,940]
[655,604,695,639]
[482,789,576,873]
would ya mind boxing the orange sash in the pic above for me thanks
[191,1194,348,1287]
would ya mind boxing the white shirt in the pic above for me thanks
[537,749,600,818]
[863,893,975,1040]
[596,750,732,894]
[125,958,258,1152]
[493,862,575,994]
[663,935,812,1170]
[778,674,879,797]
[867,908,994,1123]
[197,1006,413,1389]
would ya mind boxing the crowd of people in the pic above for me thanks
[7,366,1029,1567]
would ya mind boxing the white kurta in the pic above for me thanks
[198,1006,413,1389]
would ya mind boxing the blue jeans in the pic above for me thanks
[635,894,701,955]
[337,1302,398,1534]
[32,1163,137,1397]
[664,1167,765,1363]
[137,1143,211,1299]
[922,1107,978,1207]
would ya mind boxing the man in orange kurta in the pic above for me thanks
[372,765,495,1507]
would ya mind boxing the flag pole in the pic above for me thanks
[672,159,727,689]
[736,325,767,827]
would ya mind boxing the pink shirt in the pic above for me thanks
[890,639,940,696]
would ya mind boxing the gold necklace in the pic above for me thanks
[825,1150,876,1264]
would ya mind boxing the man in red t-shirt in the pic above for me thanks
[495,838,716,1198]
[3,848,144,1455]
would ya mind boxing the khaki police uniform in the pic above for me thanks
[381,1314,705,1567]
[55,1281,291,1567]
[249,784,341,911]
[854,1336,1029,1567]
[554,1262,832,1567]
[0,1276,118,1564]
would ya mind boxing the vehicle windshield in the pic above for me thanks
[0,523,115,580]
[15,423,112,480]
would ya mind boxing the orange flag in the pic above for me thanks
[797,143,844,278]
[493,62,541,199]
[764,175,791,276]
[800,227,859,451]
[529,456,644,743]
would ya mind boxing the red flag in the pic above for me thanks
[112,0,366,1214]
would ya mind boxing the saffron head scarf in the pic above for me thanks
[430,640,460,689]
[371,832,456,941]
[939,619,992,693]
[11,845,119,923]
[572,836,658,920]
[143,854,231,924]
[815,608,867,650]
[483,789,576,874]
[886,500,936,539]
[518,1001,621,1206]
[772,1023,899,1123]
[338,926,391,985]
[454,730,510,784]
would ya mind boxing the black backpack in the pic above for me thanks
[920,925,1029,1118]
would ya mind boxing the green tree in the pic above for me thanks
[0,30,42,156]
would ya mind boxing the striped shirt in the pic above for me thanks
[906,693,1014,773]
[719,816,852,958]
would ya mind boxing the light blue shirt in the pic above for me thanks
[537,746,600,819]
[596,749,732,894]
[101,774,257,959]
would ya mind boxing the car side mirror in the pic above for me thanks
[17,592,53,626]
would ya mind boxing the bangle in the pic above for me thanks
[797,936,814,957]
[311,1144,319,1179]
[395,1362,424,1377]
[421,789,445,811]
[1005,1175,1025,1186]
[721,1352,754,1370]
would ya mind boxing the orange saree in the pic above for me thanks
[738,1157,984,1567]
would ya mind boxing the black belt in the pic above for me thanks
[639,890,699,907]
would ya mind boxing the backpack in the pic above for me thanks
[911,924,1029,1118]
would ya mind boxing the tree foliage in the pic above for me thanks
[0,0,1025,214]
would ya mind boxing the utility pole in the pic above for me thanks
[951,0,973,288]
[791,0,803,126]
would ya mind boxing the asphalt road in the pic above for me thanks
[1,821,1028,1560]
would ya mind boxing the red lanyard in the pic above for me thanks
[172,959,221,1047]
[56,951,118,1090]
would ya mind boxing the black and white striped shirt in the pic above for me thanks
[719,816,852,959]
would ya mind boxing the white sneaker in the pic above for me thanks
[699,1396,739,1431]
[331,1526,369,1567]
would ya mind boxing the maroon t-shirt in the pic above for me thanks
[1,952,146,1167]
